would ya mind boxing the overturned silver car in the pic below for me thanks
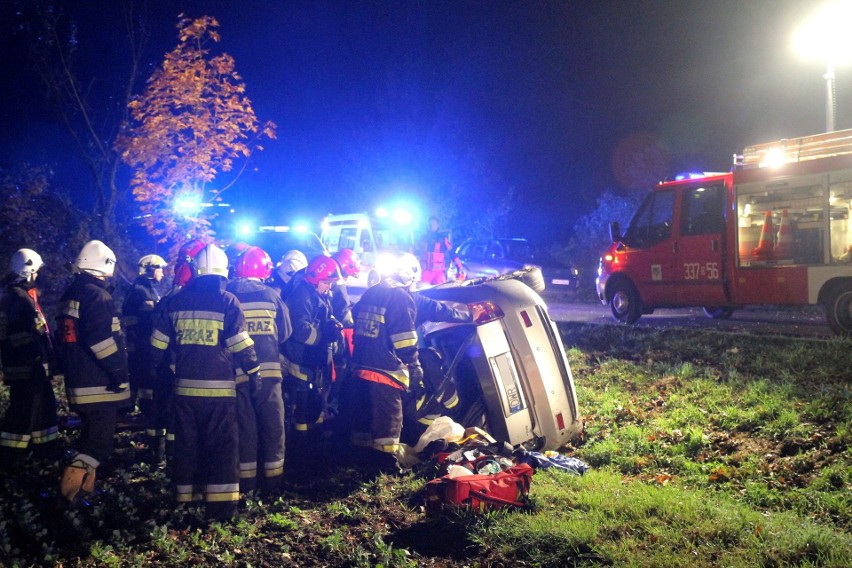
[417,274,582,451]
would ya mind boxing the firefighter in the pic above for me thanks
[0,249,59,469]
[419,216,453,285]
[148,239,208,466]
[121,254,165,429]
[226,246,292,495]
[267,249,308,301]
[150,243,259,520]
[282,254,342,470]
[347,252,423,473]
[55,240,130,506]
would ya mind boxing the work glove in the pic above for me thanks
[322,319,344,344]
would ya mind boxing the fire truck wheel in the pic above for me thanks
[609,281,642,324]
[703,307,735,319]
[825,286,852,336]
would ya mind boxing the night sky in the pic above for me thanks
[1,0,849,243]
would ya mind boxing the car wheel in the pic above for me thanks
[367,270,380,287]
[501,265,545,293]
[609,280,642,324]
[824,284,852,336]
[703,307,735,319]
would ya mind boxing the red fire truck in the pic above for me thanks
[597,129,852,335]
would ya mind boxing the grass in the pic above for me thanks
[0,322,849,566]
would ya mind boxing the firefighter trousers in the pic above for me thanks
[172,395,239,520]
[0,378,59,462]
[236,379,286,493]
[349,378,403,457]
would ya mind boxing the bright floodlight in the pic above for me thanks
[391,209,413,225]
[794,1,852,131]
[236,220,256,237]
[793,1,852,63]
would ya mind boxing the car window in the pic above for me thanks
[502,241,534,261]
[486,242,503,259]
[681,183,725,236]
[469,243,487,259]
[339,227,357,250]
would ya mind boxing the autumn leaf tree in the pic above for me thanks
[118,15,276,250]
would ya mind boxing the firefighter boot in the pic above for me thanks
[60,460,96,506]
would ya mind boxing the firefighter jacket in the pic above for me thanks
[55,272,130,408]
[352,279,419,390]
[150,276,259,398]
[226,278,292,381]
[122,276,160,377]
[0,278,53,383]
[282,279,335,381]
[330,280,354,328]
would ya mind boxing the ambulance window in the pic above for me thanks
[339,228,357,251]
[624,189,675,248]
[360,229,373,252]
[681,184,724,236]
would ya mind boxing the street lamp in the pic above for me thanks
[793,1,852,132]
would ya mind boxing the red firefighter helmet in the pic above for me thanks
[234,246,274,279]
[173,239,208,287]
[304,254,341,285]
[332,248,361,278]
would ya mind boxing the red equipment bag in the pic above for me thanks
[425,463,533,513]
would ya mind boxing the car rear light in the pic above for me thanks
[520,310,533,328]
[556,412,565,430]
[468,301,504,324]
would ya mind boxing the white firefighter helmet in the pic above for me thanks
[75,240,117,278]
[394,252,422,287]
[195,243,229,277]
[137,254,167,276]
[276,250,308,283]
[10,248,43,282]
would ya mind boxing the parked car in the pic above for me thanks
[448,238,579,294]
[417,274,582,450]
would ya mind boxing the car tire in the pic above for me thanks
[609,280,642,324]
[703,307,735,319]
[501,265,545,293]
[824,284,852,336]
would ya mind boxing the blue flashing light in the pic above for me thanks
[235,219,256,237]
[174,194,203,216]
[391,208,413,225]
[375,207,389,218]
[292,223,309,234]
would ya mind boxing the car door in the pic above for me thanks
[457,240,492,278]
[619,188,679,306]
